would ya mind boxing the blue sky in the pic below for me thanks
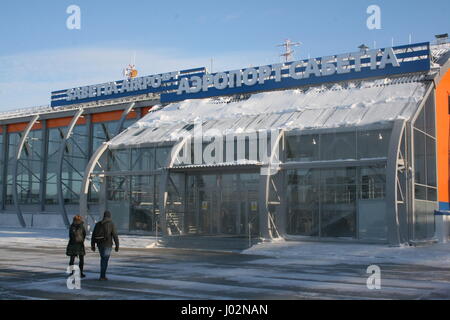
[1,0,449,111]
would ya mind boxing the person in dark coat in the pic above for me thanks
[66,215,87,278]
[91,210,119,281]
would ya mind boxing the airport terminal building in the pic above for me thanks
[1,41,450,246]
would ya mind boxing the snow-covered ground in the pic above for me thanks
[2,227,450,269]
[244,239,450,268]
[2,227,450,299]
[0,227,157,249]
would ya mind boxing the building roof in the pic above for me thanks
[110,74,429,149]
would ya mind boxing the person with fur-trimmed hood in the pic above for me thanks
[66,215,87,278]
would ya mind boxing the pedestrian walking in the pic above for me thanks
[66,215,87,278]
[91,210,119,281]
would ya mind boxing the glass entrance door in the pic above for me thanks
[184,172,259,237]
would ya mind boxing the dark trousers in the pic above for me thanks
[99,246,112,278]
[69,255,84,274]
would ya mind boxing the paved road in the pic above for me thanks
[1,246,450,300]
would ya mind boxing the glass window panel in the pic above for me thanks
[320,131,356,161]
[131,148,155,171]
[425,97,436,137]
[45,127,69,204]
[415,184,427,201]
[123,118,137,131]
[286,134,320,162]
[93,121,119,151]
[426,135,437,187]
[414,105,426,132]
[360,166,386,199]
[109,149,130,171]
[286,169,320,236]
[61,125,88,204]
[155,147,171,168]
[107,176,129,201]
[6,132,21,204]
[130,175,159,232]
[427,187,437,202]
[320,168,357,238]
[357,129,391,159]
[414,130,427,186]
[17,129,43,204]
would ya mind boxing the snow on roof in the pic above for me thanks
[431,43,450,65]
[110,75,428,149]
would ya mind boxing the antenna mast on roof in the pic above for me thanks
[123,52,138,79]
[277,39,301,62]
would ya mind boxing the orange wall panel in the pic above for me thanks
[47,116,86,128]
[8,123,27,133]
[141,106,153,117]
[436,70,450,205]
[92,111,123,123]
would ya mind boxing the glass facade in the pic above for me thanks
[106,174,160,233]
[6,132,20,205]
[0,96,439,245]
[0,109,140,213]
[61,125,88,204]
[46,127,64,204]
[286,166,386,239]
[102,109,437,243]
[105,146,167,233]
[413,95,437,240]
[17,129,43,204]
[286,128,391,162]
[183,173,259,236]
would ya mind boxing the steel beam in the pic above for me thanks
[79,141,110,227]
[57,108,84,228]
[260,129,285,240]
[385,119,407,246]
[116,102,136,135]
[159,136,191,236]
[12,115,40,227]
[78,102,138,229]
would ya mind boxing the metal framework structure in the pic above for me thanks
[57,108,85,227]
[12,115,40,227]
[78,102,137,227]
[2,99,149,228]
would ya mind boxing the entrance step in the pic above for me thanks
[158,236,261,252]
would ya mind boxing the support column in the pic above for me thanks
[13,115,40,227]
[259,129,285,240]
[258,170,270,239]
[386,119,407,246]
[159,170,169,236]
